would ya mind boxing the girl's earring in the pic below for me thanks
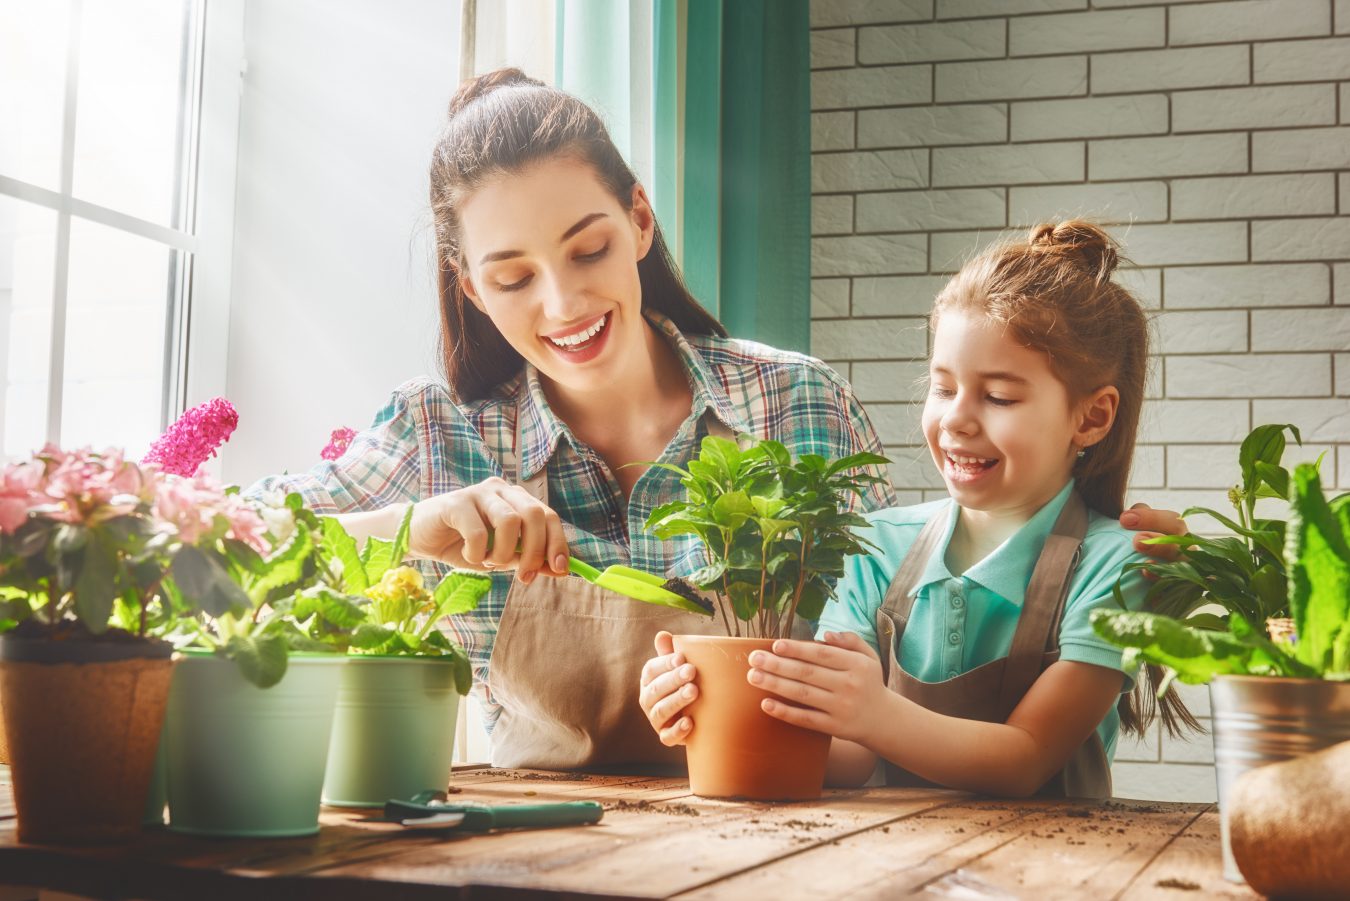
[1076,448,1087,459]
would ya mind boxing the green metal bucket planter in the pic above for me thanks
[165,651,345,837]
[322,656,460,807]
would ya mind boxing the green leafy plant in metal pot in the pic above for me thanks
[300,508,488,695]
[1105,424,1306,636]
[644,435,889,639]
[1093,458,1350,684]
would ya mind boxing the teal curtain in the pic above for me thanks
[558,0,812,355]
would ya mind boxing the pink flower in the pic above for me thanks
[0,459,44,534]
[143,397,238,478]
[152,470,269,553]
[320,427,357,461]
[27,446,144,526]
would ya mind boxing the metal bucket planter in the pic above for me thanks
[1210,675,1350,883]
[321,655,461,807]
[0,634,175,843]
[164,651,345,837]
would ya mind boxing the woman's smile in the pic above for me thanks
[541,312,612,363]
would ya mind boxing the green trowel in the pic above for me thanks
[566,557,712,615]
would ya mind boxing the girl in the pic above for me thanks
[256,68,1183,773]
[640,221,1190,797]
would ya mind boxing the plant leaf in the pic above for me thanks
[1286,463,1350,673]
[227,631,290,688]
[321,516,368,593]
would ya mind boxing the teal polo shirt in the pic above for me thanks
[817,480,1148,761]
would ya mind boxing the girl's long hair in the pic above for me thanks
[429,68,724,402]
[932,220,1198,738]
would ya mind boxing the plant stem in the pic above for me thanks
[781,527,811,640]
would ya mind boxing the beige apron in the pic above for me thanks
[874,490,1113,799]
[484,410,737,771]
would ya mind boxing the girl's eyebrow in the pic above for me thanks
[930,365,1029,384]
[478,212,609,266]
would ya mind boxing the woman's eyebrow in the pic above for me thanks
[478,212,609,266]
[560,212,607,242]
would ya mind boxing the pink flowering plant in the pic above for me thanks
[142,397,239,478]
[0,446,274,643]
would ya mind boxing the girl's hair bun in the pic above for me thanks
[1028,219,1120,279]
[448,67,545,118]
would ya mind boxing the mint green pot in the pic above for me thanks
[142,719,167,826]
[164,652,345,837]
[321,655,461,808]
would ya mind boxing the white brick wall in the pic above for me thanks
[810,0,1350,803]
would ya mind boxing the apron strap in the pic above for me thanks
[875,507,949,682]
[995,491,1089,719]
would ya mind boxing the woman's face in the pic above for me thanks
[457,156,655,396]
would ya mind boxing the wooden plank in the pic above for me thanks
[308,786,964,898]
[837,799,1213,900]
[1118,809,1260,901]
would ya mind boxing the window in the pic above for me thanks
[0,0,204,461]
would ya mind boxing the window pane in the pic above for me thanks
[0,196,58,461]
[62,218,177,458]
[71,0,195,228]
[0,1,72,190]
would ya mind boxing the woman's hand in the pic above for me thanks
[409,477,569,583]
[638,630,699,746]
[1119,503,1188,562]
[750,631,889,744]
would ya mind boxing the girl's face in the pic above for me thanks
[921,308,1117,518]
[456,156,655,395]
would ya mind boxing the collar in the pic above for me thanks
[514,311,750,481]
[918,480,1077,607]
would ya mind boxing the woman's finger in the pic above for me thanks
[513,498,549,582]
[479,494,523,569]
[542,505,569,575]
[451,502,491,567]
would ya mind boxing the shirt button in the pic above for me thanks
[951,595,964,609]
[946,670,959,679]
[948,631,960,645]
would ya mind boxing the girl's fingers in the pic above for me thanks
[748,650,840,692]
[760,698,831,733]
[658,716,692,747]
[647,681,698,730]
[639,662,694,713]
[820,630,878,658]
[764,637,857,671]
[747,668,827,709]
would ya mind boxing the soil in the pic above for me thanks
[661,579,712,613]
[8,619,148,644]
[604,799,701,817]
[1154,877,1200,891]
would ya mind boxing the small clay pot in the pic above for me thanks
[673,635,831,800]
[0,634,175,843]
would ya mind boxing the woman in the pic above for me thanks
[253,68,1182,771]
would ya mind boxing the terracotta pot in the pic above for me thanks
[673,635,831,800]
[0,634,175,843]
[0,691,8,765]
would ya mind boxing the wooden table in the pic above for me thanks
[0,765,1258,900]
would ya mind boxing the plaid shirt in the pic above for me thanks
[251,313,896,729]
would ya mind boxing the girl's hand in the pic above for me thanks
[638,630,698,746]
[409,477,569,583]
[1120,503,1187,562]
[749,631,889,744]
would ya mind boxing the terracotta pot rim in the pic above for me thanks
[0,633,173,664]
[672,634,779,645]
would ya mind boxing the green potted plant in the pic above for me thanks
[160,493,356,838]
[0,446,262,842]
[1092,425,1350,885]
[644,436,887,800]
[313,510,491,807]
